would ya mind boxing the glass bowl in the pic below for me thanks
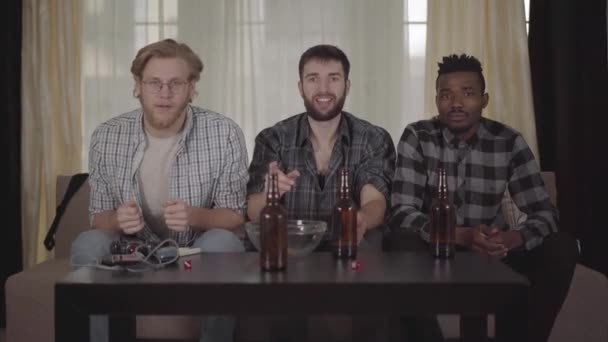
[245,220,327,257]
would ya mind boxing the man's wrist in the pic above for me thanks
[455,227,473,248]
[188,206,207,230]
[111,212,121,231]
[504,230,524,250]
[92,210,122,231]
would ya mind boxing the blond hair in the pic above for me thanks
[130,39,203,81]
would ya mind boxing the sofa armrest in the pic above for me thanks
[54,176,91,258]
[5,259,72,342]
[549,264,608,342]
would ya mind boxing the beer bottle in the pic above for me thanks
[429,167,456,258]
[260,173,288,271]
[332,168,358,259]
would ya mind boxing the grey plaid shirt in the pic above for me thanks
[89,105,249,246]
[388,117,558,250]
[247,112,395,241]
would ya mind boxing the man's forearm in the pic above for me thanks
[189,207,245,231]
[246,192,266,223]
[359,199,386,231]
[358,184,388,231]
[91,210,120,231]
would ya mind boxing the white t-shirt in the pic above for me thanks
[137,131,181,239]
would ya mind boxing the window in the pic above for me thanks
[405,0,427,119]
[525,0,530,34]
[134,0,178,48]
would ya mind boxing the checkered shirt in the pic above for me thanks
[247,112,396,241]
[89,105,249,246]
[388,117,558,250]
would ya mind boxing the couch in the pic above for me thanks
[5,173,608,342]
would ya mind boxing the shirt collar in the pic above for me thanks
[440,117,488,148]
[295,112,352,148]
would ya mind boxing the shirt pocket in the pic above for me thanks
[469,179,506,208]
[179,161,216,208]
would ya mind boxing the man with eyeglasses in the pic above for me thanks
[71,39,249,342]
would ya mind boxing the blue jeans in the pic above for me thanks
[71,228,245,342]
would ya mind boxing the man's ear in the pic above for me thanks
[297,80,304,97]
[133,76,141,98]
[482,93,489,109]
[188,82,197,103]
[345,79,351,96]
[189,90,198,103]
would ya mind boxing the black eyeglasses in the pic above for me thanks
[141,79,189,94]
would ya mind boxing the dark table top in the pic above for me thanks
[56,252,528,315]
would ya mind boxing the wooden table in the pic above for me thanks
[55,252,529,341]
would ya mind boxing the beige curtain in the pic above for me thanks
[22,0,83,266]
[424,0,538,157]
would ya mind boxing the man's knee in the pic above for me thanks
[71,229,120,265]
[193,229,245,253]
[538,232,579,270]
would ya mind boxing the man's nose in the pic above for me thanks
[159,84,173,98]
[450,94,464,109]
[317,78,330,92]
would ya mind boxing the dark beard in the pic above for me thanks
[303,94,346,122]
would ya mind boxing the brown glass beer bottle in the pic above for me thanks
[332,168,358,259]
[260,173,288,271]
[429,167,456,258]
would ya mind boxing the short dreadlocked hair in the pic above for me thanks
[436,54,486,93]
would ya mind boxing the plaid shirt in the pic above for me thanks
[89,105,249,246]
[247,112,395,241]
[388,117,558,250]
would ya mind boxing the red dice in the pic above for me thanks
[183,259,192,270]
